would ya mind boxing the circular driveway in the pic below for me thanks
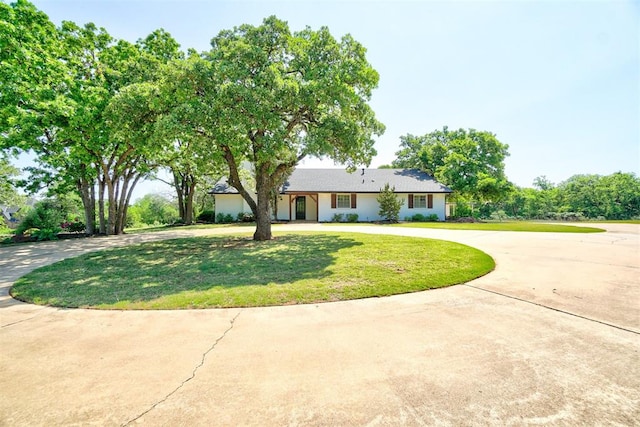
[1,224,638,426]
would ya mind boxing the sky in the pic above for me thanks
[25,0,640,200]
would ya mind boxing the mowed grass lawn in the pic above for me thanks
[11,232,494,310]
[392,221,605,233]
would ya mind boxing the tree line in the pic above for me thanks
[389,127,639,220]
[1,0,383,240]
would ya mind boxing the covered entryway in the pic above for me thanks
[279,193,318,221]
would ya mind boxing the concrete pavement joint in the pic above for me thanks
[464,284,640,335]
[121,310,242,426]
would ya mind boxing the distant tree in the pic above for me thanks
[393,127,510,212]
[377,183,403,222]
[559,172,640,220]
[129,194,179,226]
[0,155,21,205]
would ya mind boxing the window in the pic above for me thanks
[409,194,433,209]
[337,194,351,209]
[331,193,356,209]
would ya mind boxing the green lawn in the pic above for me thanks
[391,221,605,233]
[11,232,494,310]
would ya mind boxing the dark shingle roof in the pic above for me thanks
[282,168,451,193]
[212,168,451,194]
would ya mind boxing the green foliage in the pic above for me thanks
[197,210,216,223]
[393,127,510,206]
[216,213,235,223]
[0,155,22,205]
[409,213,439,222]
[61,219,86,233]
[15,199,64,236]
[346,213,359,223]
[162,16,384,240]
[331,213,345,222]
[377,183,403,222]
[31,228,59,241]
[498,172,640,221]
[128,194,179,227]
[237,212,255,222]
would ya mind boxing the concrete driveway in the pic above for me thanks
[1,223,638,426]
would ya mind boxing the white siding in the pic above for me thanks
[399,193,447,221]
[216,192,447,222]
[276,195,318,221]
[319,192,447,222]
[214,194,253,221]
[275,196,290,221]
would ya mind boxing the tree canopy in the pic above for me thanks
[392,127,510,207]
[161,16,384,240]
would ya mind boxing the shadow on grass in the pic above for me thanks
[11,234,362,307]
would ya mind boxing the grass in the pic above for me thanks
[11,232,494,310]
[391,221,605,233]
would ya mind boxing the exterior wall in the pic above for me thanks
[317,193,381,222]
[275,196,290,221]
[318,192,447,222]
[216,192,448,222]
[214,194,253,221]
[275,195,318,221]
[398,193,447,221]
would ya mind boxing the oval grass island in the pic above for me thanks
[11,232,495,309]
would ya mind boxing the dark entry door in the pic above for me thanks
[295,196,306,220]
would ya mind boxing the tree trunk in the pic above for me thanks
[77,176,96,235]
[184,179,196,224]
[173,171,186,220]
[98,174,106,235]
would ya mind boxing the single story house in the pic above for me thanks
[212,168,452,222]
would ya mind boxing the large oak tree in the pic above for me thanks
[164,17,384,240]
[393,127,510,211]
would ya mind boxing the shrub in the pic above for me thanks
[61,219,86,233]
[425,214,439,222]
[197,210,216,223]
[411,213,426,222]
[489,210,508,222]
[331,213,344,222]
[346,213,359,223]
[237,212,255,222]
[31,228,59,241]
[15,200,63,236]
[216,213,235,223]
[377,183,403,223]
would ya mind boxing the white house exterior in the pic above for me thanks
[212,168,452,222]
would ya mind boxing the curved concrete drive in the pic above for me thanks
[1,223,638,426]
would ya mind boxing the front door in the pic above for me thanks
[295,196,306,220]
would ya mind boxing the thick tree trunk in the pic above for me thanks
[77,176,96,235]
[253,169,273,241]
[98,175,106,235]
[184,179,196,224]
[107,178,116,235]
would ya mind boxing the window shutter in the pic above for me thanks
[331,193,337,209]
[408,194,414,209]
[351,193,357,209]
[427,194,433,209]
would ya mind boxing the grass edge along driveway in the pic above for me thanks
[11,232,494,310]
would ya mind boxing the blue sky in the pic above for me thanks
[29,0,640,198]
